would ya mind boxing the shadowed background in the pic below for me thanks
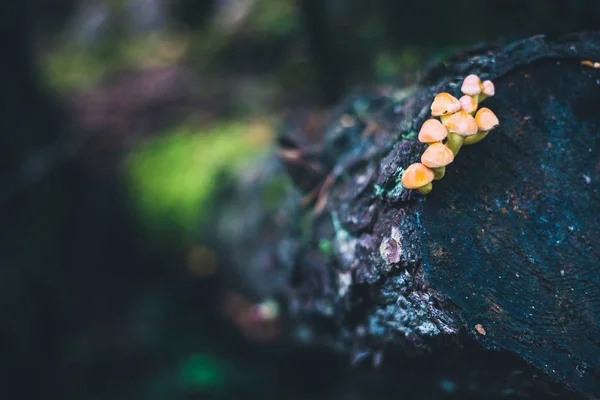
[0,0,598,399]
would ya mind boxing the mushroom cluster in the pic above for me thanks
[401,74,499,194]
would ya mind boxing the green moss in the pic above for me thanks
[401,130,417,141]
[125,120,273,245]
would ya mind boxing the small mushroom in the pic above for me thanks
[401,163,435,195]
[431,93,461,120]
[476,107,500,131]
[443,111,478,155]
[481,80,495,97]
[421,142,454,180]
[465,107,499,145]
[478,80,495,102]
[418,119,448,144]
[459,95,478,114]
[461,74,482,97]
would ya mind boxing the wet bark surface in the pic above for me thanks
[422,56,600,397]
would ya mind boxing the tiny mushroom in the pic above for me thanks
[465,107,499,145]
[401,162,435,195]
[421,142,454,180]
[461,74,482,97]
[475,107,500,130]
[459,95,478,114]
[431,92,461,120]
[418,119,448,144]
[443,111,478,155]
[482,80,495,97]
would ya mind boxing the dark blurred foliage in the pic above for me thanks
[33,0,79,33]
[170,0,217,29]
[30,0,600,104]
[0,0,598,399]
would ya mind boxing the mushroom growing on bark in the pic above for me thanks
[464,107,500,145]
[421,142,455,180]
[418,119,448,144]
[459,95,478,114]
[480,80,495,101]
[443,111,478,155]
[461,74,482,97]
[401,162,435,194]
[431,92,461,122]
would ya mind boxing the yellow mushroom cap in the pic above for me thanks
[443,111,478,137]
[459,95,478,114]
[461,74,482,96]
[421,143,454,168]
[431,92,461,116]
[402,163,435,189]
[475,107,499,131]
[418,119,448,143]
[481,80,495,97]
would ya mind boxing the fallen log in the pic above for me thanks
[214,31,600,399]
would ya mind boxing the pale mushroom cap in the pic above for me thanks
[459,95,478,113]
[418,119,448,143]
[402,163,435,189]
[475,107,499,131]
[431,92,461,116]
[443,111,479,137]
[421,143,454,168]
[481,80,495,97]
[461,74,482,96]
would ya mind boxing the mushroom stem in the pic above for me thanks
[463,130,490,145]
[446,132,465,156]
[473,97,480,110]
[440,113,453,124]
[432,166,446,180]
[417,183,433,195]
[476,93,488,104]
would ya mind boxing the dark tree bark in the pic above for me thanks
[215,31,600,399]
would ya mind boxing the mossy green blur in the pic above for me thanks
[179,353,227,392]
[125,120,272,245]
[41,32,189,91]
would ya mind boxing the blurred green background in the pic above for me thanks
[0,0,598,399]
